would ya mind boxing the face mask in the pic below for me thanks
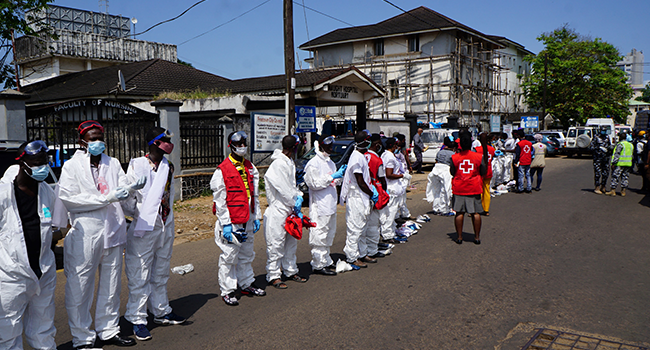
[85,140,105,156]
[157,141,174,154]
[377,145,383,153]
[357,140,370,150]
[24,163,49,182]
[626,135,633,142]
[233,146,247,156]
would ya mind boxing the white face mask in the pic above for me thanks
[233,146,247,156]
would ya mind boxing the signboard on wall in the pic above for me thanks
[503,124,513,138]
[251,112,287,152]
[318,84,364,103]
[490,115,501,133]
[521,116,539,129]
[295,106,316,133]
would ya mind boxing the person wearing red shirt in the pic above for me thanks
[450,130,488,244]
[474,141,495,216]
[514,130,534,193]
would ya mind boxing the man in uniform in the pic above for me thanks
[589,126,613,194]
[607,131,633,197]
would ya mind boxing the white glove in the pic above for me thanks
[127,175,147,192]
[106,187,129,202]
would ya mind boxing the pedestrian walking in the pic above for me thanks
[607,132,633,197]
[123,127,185,341]
[589,126,613,194]
[0,141,57,350]
[530,134,547,191]
[412,128,425,174]
[210,131,265,306]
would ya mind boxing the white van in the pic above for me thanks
[585,118,615,143]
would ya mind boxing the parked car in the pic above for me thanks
[409,129,459,164]
[524,134,561,156]
[295,138,356,200]
[565,126,595,157]
[538,130,566,149]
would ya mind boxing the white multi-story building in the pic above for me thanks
[299,6,533,128]
[617,49,644,87]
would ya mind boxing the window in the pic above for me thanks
[374,39,384,56]
[408,35,419,52]
[389,79,399,99]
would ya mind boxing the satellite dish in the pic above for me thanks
[131,17,137,24]
[118,70,126,92]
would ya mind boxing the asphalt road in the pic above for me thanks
[42,156,650,350]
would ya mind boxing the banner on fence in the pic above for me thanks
[251,112,287,152]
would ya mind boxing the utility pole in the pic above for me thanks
[542,52,548,118]
[284,0,296,133]
[11,29,20,91]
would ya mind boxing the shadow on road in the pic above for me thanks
[446,231,477,243]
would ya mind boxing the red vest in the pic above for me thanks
[218,157,255,224]
[451,150,483,195]
[517,140,533,166]
[474,145,495,179]
[364,151,389,210]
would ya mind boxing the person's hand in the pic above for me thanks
[106,187,129,202]
[332,164,347,179]
[222,224,233,242]
[253,219,261,233]
[129,175,147,191]
[294,195,304,213]
[370,185,379,203]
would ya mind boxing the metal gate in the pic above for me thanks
[26,99,159,171]
[180,116,225,169]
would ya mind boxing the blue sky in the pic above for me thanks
[53,0,649,81]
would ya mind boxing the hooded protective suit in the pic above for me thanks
[211,158,261,296]
[56,150,128,347]
[380,150,405,240]
[264,149,302,281]
[0,181,57,350]
[340,149,372,263]
[425,164,453,214]
[122,156,175,325]
[304,145,339,270]
[0,164,19,184]
[362,150,386,257]
[395,151,412,219]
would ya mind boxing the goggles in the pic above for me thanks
[78,120,104,136]
[230,131,248,143]
[148,130,174,145]
[321,136,334,145]
[16,140,49,160]
[292,135,301,145]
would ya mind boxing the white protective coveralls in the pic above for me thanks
[263,149,303,282]
[395,151,412,219]
[0,181,57,350]
[425,164,453,214]
[380,150,405,240]
[122,157,175,325]
[56,150,128,347]
[210,159,261,296]
[304,147,340,270]
[0,164,19,184]
[362,150,386,258]
[340,149,372,263]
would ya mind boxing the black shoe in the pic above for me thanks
[312,268,337,276]
[74,345,102,350]
[103,334,136,347]
[415,171,425,174]
[474,239,481,245]
[455,239,463,244]
[525,190,532,193]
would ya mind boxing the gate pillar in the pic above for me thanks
[0,90,30,141]
[152,98,183,201]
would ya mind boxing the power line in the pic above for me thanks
[178,0,273,46]
[380,0,435,28]
[292,1,354,27]
[138,0,206,37]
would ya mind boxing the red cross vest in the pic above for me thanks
[474,145,495,179]
[451,150,483,196]
[364,151,389,210]
[218,157,255,224]
[517,139,533,166]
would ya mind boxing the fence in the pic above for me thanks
[180,116,225,169]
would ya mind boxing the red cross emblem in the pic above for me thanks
[459,159,474,174]
[523,145,531,153]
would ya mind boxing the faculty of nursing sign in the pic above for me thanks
[251,112,287,152]
[295,105,316,133]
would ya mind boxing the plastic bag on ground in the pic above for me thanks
[335,259,353,273]
[171,263,194,275]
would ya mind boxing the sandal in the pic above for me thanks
[269,278,287,289]
[287,274,307,283]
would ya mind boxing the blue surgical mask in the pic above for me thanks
[24,163,49,182]
[85,140,105,156]
[626,134,633,142]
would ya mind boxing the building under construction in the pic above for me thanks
[299,6,534,130]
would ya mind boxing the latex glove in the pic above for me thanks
[294,195,304,213]
[370,185,379,204]
[297,212,304,219]
[127,175,147,192]
[106,187,129,202]
[253,219,261,233]
[332,164,347,179]
[222,224,233,243]
[386,189,390,196]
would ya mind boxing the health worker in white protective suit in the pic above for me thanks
[395,134,413,220]
[264,135,308,289]
[0,141,57,350]
[380,137,409,244]
[57,121,143,350]
[211,131,265,306]
[304,135,346,275]
[340,130,378,269]
[123,127,185,342]
[362,134,389,262]
[0,164,20,184]
[425,136,456,216]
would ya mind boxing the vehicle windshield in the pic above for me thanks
[421,132,445,144]
[300,143,350,164]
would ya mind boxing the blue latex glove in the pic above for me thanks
[294,195,304,213]
[253,219,261,233]
[386,188,390,196]
[222,224,233,242]
[370,185,379,203]
[331,164,347,179]
[297,212,304,219]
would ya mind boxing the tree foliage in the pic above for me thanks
[521,27,632,127]
[635,83,650,103]
[0,0,53,89]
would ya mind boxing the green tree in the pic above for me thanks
[1,0,53,89]
[521,27,633,127]
[635,83,650,103]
